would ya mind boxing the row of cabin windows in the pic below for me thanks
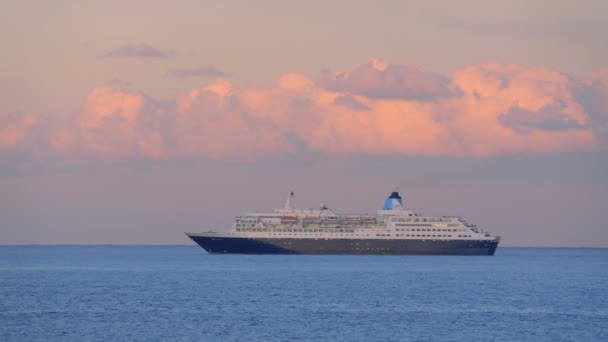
[395,223,464,228]
[236,224,258,228]
[380,234,469,238]
[387,234,475,239]
[236,228,355,233]
[391,218,451,223]
[395,223,432,227]
[396,228,465,232]
[267,234,372,237]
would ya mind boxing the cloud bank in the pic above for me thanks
[2,59,607,160]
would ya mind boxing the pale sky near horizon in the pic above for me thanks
[1,0,607,246]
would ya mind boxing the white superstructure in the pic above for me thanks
[204,192,500,243]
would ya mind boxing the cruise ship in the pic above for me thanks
[186,191,500,255]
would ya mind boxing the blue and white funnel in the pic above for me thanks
[383,192,404,210]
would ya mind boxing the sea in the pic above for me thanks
[1,246,607,342]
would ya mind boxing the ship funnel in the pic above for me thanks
[383,191,404,210]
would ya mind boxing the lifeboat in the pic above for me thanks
[281,216,298,223]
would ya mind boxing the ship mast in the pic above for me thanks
[284,191,295,210]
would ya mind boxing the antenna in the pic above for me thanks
[393,181,407,192]
[284,191,295,209]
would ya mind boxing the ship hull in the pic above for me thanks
[187,234,499,256]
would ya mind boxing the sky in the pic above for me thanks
[1,0,607,246]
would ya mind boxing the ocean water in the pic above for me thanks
[1,247,607,341]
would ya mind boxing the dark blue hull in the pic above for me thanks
[187,235,499,255]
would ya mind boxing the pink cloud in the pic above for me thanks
[442,63,596,155]
[1,60,606,161]
[173,79,293,158]
[0,113,38,152]
[48,84,170,159]
[77,85,167,158]
[577,72,608,141]
[321,58,455,101]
